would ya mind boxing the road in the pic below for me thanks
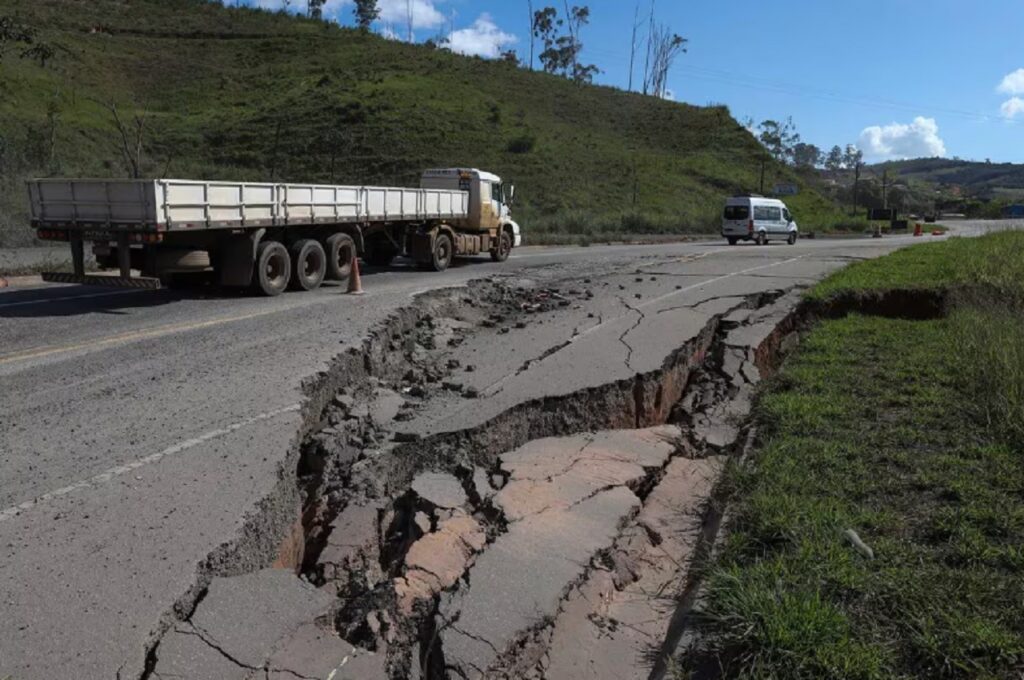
[0,227,993,679]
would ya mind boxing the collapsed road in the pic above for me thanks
[0,233,963,679]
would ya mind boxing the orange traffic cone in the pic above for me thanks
[913,223,922,237]
[346,253,364,295]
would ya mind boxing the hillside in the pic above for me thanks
[870,157,1024,200]
[0,0,841,246]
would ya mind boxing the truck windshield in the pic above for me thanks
[724,206,749,220]
[491,182,502,203]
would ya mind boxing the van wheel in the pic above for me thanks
[289,239,326,291]
[430,233,453,272]
[727,237,738,246]
[490,230,512,262]
[756,231,768,246]
[254,240,291,296]
[787,232,797,245]
[325,233,356,281]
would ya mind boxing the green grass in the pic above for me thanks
[687,232,1024,679]
[809,231,1024,300]
[0,0,846,246]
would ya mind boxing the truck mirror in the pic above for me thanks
[508,185,516,204]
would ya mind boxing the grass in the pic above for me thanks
[686,231,1024,679]
[0,0,846,246]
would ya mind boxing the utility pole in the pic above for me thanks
[759,155,767,194]
[642,0,655,95]
[882,169,889,209]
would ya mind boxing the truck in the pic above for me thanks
[27,168,522,296]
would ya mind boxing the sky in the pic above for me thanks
[242,0,1024,163]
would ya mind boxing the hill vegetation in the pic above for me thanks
[0,0,843,247]
[869,157,1024,204]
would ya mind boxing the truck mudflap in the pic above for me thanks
[41,272,161,290]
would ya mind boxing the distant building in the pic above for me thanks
[1003,204,1024,218]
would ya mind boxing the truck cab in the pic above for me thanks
[420,169,522,249]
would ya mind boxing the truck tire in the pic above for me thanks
[289,239,327,291]
[429,232,453,272]
[490,230,512,262]
[254,240,291,296]
[364,235,398,267]
[325,233,356,281]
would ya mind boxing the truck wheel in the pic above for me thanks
[254,240,291,296]
[325,233,356,281]
[490,231,512,262]
[430,233,453,272]
[289,239,326,291]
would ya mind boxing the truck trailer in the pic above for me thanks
[27,168,522,296]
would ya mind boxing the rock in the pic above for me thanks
[410,471,467,510]
[317,502,384,585]
[334,393,355,409]
[395,515,487,614]
[472,468,496,503]
[413,511,432,535]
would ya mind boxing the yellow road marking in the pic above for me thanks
[0,308,278,366]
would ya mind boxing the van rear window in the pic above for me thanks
[724,206,749,220]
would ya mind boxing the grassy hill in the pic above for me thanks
[870,157,1024,201]
[0,0,842,247]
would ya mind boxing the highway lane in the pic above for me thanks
[0,234,953,679]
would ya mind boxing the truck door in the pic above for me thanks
[480,181,501,230]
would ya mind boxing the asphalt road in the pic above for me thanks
[0,226,1001,679]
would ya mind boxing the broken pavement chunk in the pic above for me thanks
[410,471,467,511]
[395,515,487,614]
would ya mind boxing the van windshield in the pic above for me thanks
[724,206,749,220]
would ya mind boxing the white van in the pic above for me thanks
[721,196,798,246]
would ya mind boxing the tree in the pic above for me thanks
[535,5,599,84]
[757,118,800,163]
[103,101,147,179]
[353,0,379,31]
[825,145,844,174]
[843,144,864,215]
[792,142,822,169]
[308,0,325,20]
[500,49,520,64]
[644,24,686,98]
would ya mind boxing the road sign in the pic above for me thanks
[773,183,799,196]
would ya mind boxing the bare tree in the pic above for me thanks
[645,24,686,98]
[641,0,655,95]
[104,101,146,178]
[627,2,640,92]
[527,0,534,70]
[406,0,413,42]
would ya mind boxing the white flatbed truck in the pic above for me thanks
[27,168,522,295]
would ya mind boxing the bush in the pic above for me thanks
[505,134,536,154]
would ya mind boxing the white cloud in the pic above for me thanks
[442,14,517,59]
[997,68,1024,95]
[858,116,947,161]
[1001,96,1024,119]
[378,0,444,30]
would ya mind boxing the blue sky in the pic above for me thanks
[244,0,1024,163]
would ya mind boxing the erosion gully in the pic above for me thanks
[140,272,821,680]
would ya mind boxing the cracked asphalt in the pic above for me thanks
[0,230,990,680]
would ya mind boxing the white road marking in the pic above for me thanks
[0,403,301,523]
